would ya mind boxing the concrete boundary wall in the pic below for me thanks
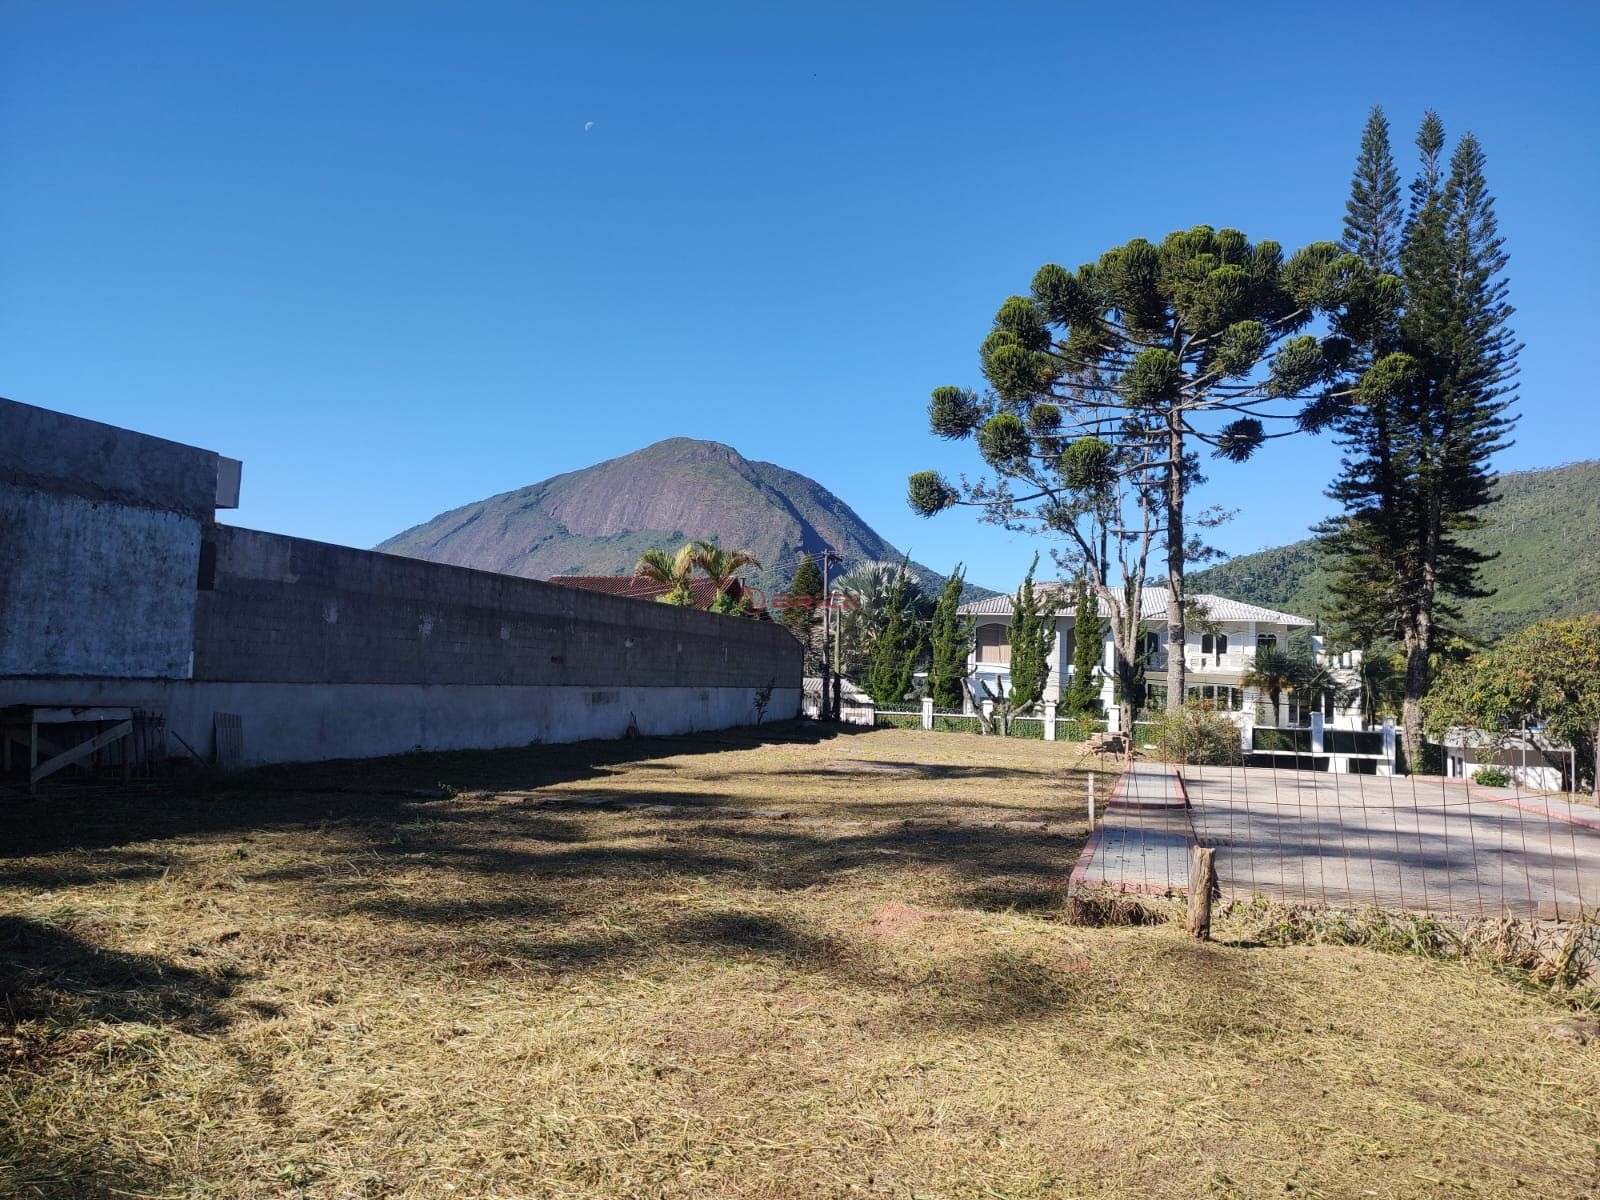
[194,525,796,690]
[0,676,799,764]
[2,400,803,766]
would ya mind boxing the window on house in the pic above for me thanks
[1185,684,1244,711]
[975,623,1011,665]
[1216,633,1228,655]
[1200,633,1229,656]
[1143,683,1168,712]
[1257,633,1278,652]
[1138,631,1161,662]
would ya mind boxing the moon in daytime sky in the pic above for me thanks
[584,120,594,131]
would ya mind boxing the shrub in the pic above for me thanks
[1151,702,1244,766]
[1473,765,1512,788]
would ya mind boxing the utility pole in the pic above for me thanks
[819,548,842,720]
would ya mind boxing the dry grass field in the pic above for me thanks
[4,726,1600,1199]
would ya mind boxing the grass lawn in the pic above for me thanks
[3,726,1599,1198]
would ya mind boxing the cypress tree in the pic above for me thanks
[1064,574,1105,716]
[780,553,825,673]
[866,564,921,706]
[1006,555,1055,714]
[927,565,972,712]
[1317,110,1518,763]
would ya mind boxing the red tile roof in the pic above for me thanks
[546,574,759,613]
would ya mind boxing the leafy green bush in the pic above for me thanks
[874,711,921,730]
[1151,702,1244,766]
[1473,765,1512,787]
[1055,718,1108,743]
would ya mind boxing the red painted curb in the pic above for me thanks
[1409,772,1600,832]
[1068,765,1196,897]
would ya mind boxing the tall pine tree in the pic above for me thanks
[1316,109,1518,764]
[927,565,972,712]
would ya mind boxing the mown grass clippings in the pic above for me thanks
[4,728,1600,1199]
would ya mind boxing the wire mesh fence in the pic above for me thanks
[1072,756,1600,921]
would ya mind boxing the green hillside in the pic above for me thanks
[1190,461,1600,642]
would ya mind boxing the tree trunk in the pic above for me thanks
[1401,633,1429,773]
[1165,417,1186,712]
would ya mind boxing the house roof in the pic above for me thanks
[802,676,871,703]
[957,585,1313,628]
[547,574,755,613]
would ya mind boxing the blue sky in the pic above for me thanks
[3,1,1596,591]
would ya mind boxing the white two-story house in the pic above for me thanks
[957,585,1359,727]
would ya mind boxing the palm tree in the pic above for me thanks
[1298,657,1359,724]
[1241,646,1300,726]
[1358,652,1404,726]
[690,540,761,602]
[835,561,930,678]
[634,545,699,607]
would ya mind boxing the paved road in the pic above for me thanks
[1070,764,1600,917]
[1182,766,1600,918]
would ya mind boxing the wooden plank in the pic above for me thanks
[1187,846,1216,941]
[30,720,133,787]
[214,713,244,768]
[26,707,137,724]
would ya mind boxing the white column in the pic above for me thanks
[1311,710,1325,755]
[1043,700,1057,740]
[981,698,994,731]
[1381,716,1396,776]
[921,696,934,730]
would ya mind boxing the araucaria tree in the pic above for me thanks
[926,565,972,712]
[1313,108,1519,764]
[1005,556,1055,715]
[1063,574,1105,716]
[909,225,1349,717]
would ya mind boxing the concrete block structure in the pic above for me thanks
[1,399,801,766]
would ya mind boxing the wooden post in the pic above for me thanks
[1187,846,1216,940]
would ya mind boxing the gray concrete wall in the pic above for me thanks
[0,675,801,764]
[0,397,223,517]
[0,399,223,679]
[0,482,202,678]
[193,525,800,690]
[2,400,802,764]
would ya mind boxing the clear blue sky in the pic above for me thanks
[4,1,1596,590]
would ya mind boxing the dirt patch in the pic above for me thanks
[871,902,937,939]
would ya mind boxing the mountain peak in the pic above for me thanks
[376,438,959,595]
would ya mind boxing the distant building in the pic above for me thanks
[957,585,1362,728]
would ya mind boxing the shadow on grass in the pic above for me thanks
[0,914,237,1033]
[0,723,871,857]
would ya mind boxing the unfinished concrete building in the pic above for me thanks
[0,399,801,778]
